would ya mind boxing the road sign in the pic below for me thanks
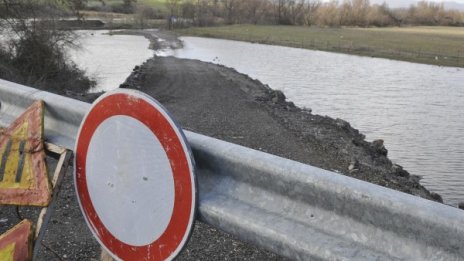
[74,90,197,261]
[0,220,33,261]
[0,100,51,206]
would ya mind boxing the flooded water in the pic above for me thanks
[71,33,464,206]
[158,37,464,206]
[69,30,154,92]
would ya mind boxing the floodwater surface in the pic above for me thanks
[158,37,464,206]
[71,33,464,206]
[69,30,154,92]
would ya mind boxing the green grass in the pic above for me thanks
[176,25,464,67]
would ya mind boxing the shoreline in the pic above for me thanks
[176,25,464,69]
[72,28,444,203]
[55,19,464,68]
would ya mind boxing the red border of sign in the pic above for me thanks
[74,90,196,261]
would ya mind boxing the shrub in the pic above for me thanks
[0,0,95,94]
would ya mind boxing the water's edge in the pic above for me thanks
[72,30,463,207]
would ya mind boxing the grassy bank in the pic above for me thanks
[176,25,464,68]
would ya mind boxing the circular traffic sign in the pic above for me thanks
[74,89,197,261]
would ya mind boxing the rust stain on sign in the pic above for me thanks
[0,220,33,261]
[0,100,51,206]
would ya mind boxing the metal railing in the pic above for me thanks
[1,79,463,260]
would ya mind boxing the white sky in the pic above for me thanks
[398,0,464,2]
[378,0,464,9]
[380,0,464,3]
[323,0,464,9]
[322,0,464,2]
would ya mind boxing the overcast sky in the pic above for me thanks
[322,0,464,9]
[322,0,464,2]
[377,0,464,9]
[372,0,464,4]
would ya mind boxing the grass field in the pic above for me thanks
[176,25,464,67]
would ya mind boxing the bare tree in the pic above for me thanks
[302,0,321,26]
[366,3,393,26]
[314,0,341,27]
[166,0,181,29]
[287,0,306,25]
[0,0,94,92]
[273,0,289,24]
[192,0,216,26]
[351,0,370,26]
[377,3,404,26]
[223,0,240,24]
[171,0,463,27]
[244,0,269,24]
[123,0,136,10]
[411,0,444,25]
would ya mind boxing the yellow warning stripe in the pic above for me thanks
[0,122,33,189]
[0,242,15,261]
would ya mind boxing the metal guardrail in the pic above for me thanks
[1,79,464,260]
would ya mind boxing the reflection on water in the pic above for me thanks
[69,30,154,92]
[158,37,464,206]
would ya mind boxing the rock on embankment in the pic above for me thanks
[120,56,441,203]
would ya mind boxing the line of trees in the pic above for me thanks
[165,0,464,27]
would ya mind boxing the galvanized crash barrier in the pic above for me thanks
[1,79,464,260]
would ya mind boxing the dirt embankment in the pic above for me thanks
[120,56,441,202]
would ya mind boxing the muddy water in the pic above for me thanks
[69,30,154,92]
[157,37,464,206]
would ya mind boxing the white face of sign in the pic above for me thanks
[86,115,175,246]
